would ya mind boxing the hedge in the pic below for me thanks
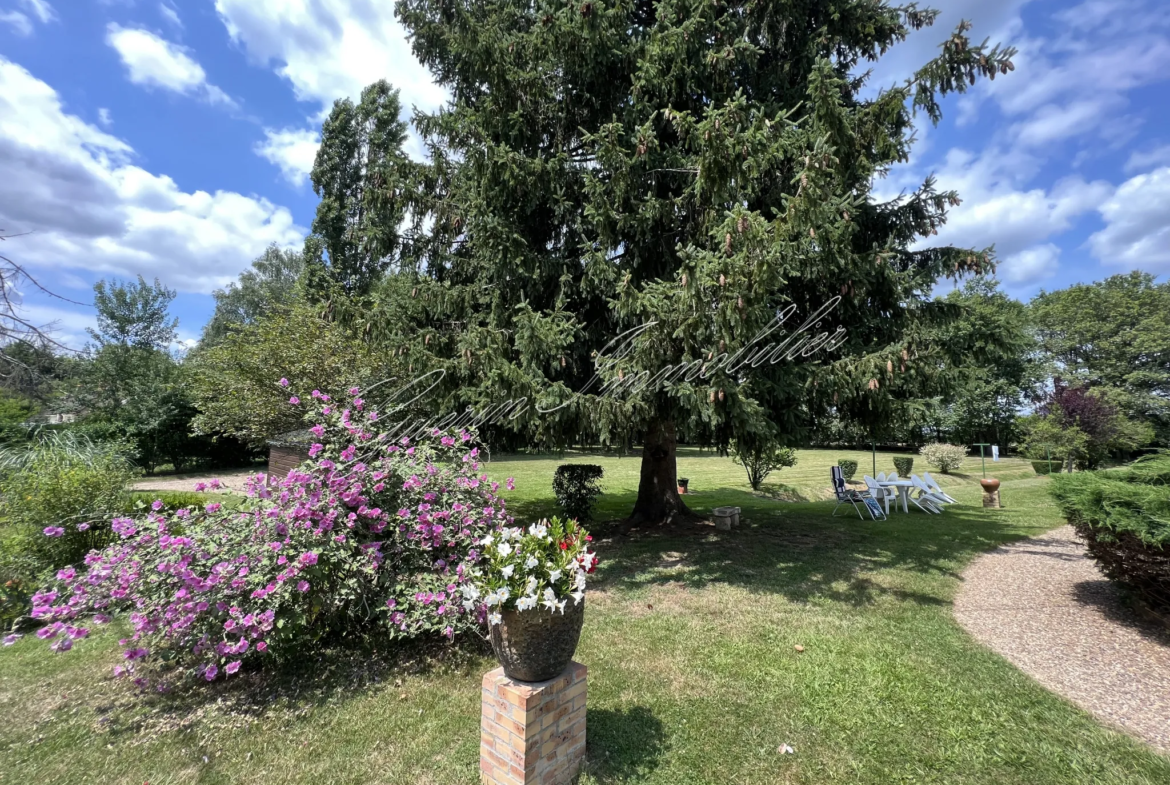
[1050,455,1170,615]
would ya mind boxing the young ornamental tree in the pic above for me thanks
[336,1,1014,524]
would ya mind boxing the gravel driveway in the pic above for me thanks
[131,468,256,494]
[955,525,1170,754]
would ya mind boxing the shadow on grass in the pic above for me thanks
[97,634,495,741]
[99,486,1032,734]
[584,705,667,782]
[567,489,1032,609]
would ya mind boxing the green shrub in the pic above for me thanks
[1115,451,1170,486]
[836,459,858,482]
[892,457,914,476]
[0,433,138,630]
[552,464,604,521]
[732,441,797,491]
[1031,460,1057,476]
[1050,470,1170,613]
[919,443,968,474]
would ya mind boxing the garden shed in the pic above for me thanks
[267,429,314,478]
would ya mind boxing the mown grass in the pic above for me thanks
[2,453,1167,784]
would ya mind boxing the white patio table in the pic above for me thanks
[877,480,914,513]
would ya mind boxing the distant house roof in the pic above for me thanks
[267,428,315,448]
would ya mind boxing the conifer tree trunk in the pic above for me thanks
[630,419,690,525]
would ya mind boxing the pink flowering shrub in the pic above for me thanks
[28,385,514,683]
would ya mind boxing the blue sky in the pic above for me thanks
[1,0,1168,351]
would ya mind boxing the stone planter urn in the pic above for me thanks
[489,601,585,682]
[980,477,1002,509]
[677,477,689,495]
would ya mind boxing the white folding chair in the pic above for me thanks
[876,472,887,482]
[911,475,947,513]
[923,472,957,504]
[888,472,899,481]
[863,476,893,516]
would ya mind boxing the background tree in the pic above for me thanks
[68,277,241,472]
[364,0,1013,523]
[1,232,79,400]
[302,81,413,298]
[1025,380,1154,471]
[88,276,178,350]
[191,302,401,446]
[1031,272,1170,446]
[201,244,305,346]
[928,277,1039,446]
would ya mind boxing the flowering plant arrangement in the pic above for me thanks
[19,382,517,685]
[467,516,598,625]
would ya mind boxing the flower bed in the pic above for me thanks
[13,384,518,685]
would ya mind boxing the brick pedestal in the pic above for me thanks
[480,662,586,785]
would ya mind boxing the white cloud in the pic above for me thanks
[1001,243,1060,285]
[97,107,112,127]
[255,127,320,187]
[1089,166,1170,271]
[906,148,1112,262]
[962,3,1170,151]
[1125,144,1170,173]
[105,24,234,106]
[159,1,181,28]
[214,0,447,115]
[19,0,52,22]
[10,302,95,354]
[0,11,31,35]
[0,57,305,293]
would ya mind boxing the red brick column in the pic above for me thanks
[480,662,587,785]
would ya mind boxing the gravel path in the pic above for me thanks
[955,525,1170,753]
[132,468,254,494]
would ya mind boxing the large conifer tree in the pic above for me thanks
[343,1,1014,523]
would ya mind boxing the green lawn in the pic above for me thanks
[2,452,1167,784]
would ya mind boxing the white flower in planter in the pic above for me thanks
[501,564,515,578]
[497,541,513,557]
[488,612,502,625]
[516,595,538,611]
[525,555,538,570]
[549,569,562,583]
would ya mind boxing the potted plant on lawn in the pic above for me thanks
[468,517,599,682]
[677,477,690,495]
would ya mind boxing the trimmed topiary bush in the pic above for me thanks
[893,457,914,476]
[919,443,968,474]
[552,464,604,521]
[837,459,858,482]
[1050,456,1170,615]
